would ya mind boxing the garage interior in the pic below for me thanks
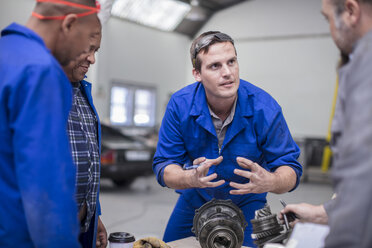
[1,0,337,246]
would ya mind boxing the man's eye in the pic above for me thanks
[210,64,219,69]
[228,59,235,65]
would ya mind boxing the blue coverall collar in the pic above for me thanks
[2,23,47,51]
[189,79,254,118]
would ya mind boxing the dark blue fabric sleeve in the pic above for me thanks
[153,97,186,187]
[10,65,80,247]
[97,196,101,215]
[258,108,303,191]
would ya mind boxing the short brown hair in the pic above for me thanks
[190,31,236,72]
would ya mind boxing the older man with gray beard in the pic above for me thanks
[281,0,372,247]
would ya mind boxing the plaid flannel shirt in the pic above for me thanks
[67,84,100,232]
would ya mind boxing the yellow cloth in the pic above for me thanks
[133,237,171,248]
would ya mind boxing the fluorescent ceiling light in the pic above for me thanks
[111,0,191,32]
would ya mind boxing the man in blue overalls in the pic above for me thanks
[153,31,303,247]
[0,0,101,247]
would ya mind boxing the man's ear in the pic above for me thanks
[192,68,202,82]
[61,13,78,34]
[344,0,361,26]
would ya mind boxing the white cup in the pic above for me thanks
[108,232,135,248]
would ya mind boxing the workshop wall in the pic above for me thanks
[0,0,33,30]
[94,17,190,127]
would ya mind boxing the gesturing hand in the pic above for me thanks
[189,156,225,188]
[229,157,275,194]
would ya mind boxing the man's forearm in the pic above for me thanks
[271,166,297,194]
[163,164,194,189]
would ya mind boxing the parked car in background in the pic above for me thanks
[100,124,155,187]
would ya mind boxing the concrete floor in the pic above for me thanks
[99,175,334,241]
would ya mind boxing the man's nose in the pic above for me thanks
[87,53,96,64]
[221,64,232,77]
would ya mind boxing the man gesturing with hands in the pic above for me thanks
[153,31,302,247]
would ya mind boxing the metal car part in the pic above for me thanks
[192,199,247,248]
[250,204,291,248]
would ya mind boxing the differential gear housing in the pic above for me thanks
[192,199,247,248]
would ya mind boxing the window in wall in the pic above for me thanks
[110,86,130,125]
[110,83,156,127]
